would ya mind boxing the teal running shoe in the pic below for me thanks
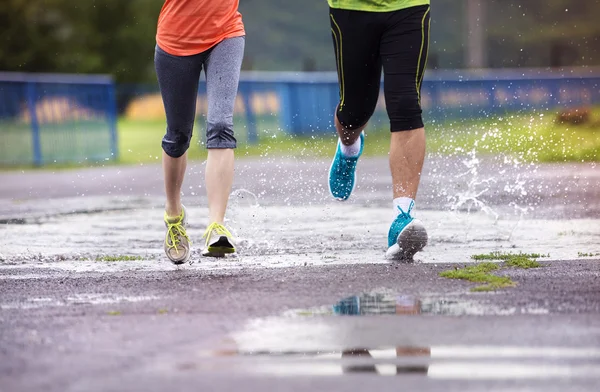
[328,133,364,201]
[386,201,428,261]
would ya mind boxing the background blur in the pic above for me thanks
[1,0,599,166]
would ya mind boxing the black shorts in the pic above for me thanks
[329,5,430,132]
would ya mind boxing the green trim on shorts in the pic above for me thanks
[328,0,430,13]
[416,7,430,103]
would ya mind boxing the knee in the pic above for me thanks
[206,121,237,149]
[388,94,424,132]
[162,126,192,158]
[336,105,375,130]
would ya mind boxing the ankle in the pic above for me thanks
[340,136,362,157]
[393,197,415,216]
[165,203,182,218]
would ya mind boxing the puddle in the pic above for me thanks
[216,291,551,357]
[1,205,599,273]
[204,289,554,358]
[182,289,600,379]
[2,157,599,272]
[284,290,549,318]
[0,293,160,310]
[234,358,600,378]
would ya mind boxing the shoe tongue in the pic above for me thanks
[165,214,182,224]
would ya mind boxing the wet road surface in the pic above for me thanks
[1,155,599,391]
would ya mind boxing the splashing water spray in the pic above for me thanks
[447,148,499,220]
[226,188,275,257]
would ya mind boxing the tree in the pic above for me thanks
[0,0,162,83]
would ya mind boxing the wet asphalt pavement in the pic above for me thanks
[1,155,599,391]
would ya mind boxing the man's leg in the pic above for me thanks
[201,36,245,256]
[155,45,203,264]
[381,5,431,260]
[328,8,383,200]
[334,109,365,147]
[390,128,426,200]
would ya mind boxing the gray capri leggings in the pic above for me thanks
[154,36,245,157]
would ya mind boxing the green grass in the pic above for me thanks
[116,106,600,165]
[504,256,542,269]
[439,263,516,292]
[471,251,547,261]
[426,107,600,163]
[4,106,599,170]
[440,251,545,292]
[95,255,144,262]
[439,262,500,279]
[578,252,600,257]
[107,311,122,316]
[0,120,113,168]
[117,116,384,164]
[471,251,546,269]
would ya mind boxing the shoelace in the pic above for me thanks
[396,200,415,219]
[165,212,191,256]
[335,150,358,176]
[203,222,233,246]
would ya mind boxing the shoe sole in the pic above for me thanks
[385,220,428,262]
[169,253,191,265]
[202,236,236,258]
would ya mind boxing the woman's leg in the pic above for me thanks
[155,45,204,263]
[201,37,245,255]
[203,37,245,225]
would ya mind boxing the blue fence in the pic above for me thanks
[2,68,599,166]
[0,72,117,166]
[237,68,600,137]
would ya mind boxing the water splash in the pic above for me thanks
[227,188,278,256]
[447,149,499,220]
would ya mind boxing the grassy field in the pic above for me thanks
[118,107,600,165]
[426,109,600,163]
[0,120,114,167]
[2,107,598,170]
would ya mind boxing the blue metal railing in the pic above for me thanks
[237,68,600,137]
[0,72,118,166]
[116,67,600,148]
[2,68,598,166]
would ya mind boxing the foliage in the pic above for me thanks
[0,0,161,83]
[1,0,599,83]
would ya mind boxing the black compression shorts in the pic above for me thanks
[329,5,430,132]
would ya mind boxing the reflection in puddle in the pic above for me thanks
[205,343,600,378]
[242,359,600,378]
[0,293,160,309]
[286,289,548,318]
[198,290,600,379]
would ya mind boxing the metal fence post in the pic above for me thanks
[26,82,42,166]
[106,81,119,161]
[240,82,258,144]
[277,82,293,135]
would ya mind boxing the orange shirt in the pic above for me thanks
[156,0,245,56]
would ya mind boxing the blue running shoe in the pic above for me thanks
[328,133,364,201]
[386,201,428,261]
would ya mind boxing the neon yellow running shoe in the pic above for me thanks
[201,222,236,257]
[164,206,191,265]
